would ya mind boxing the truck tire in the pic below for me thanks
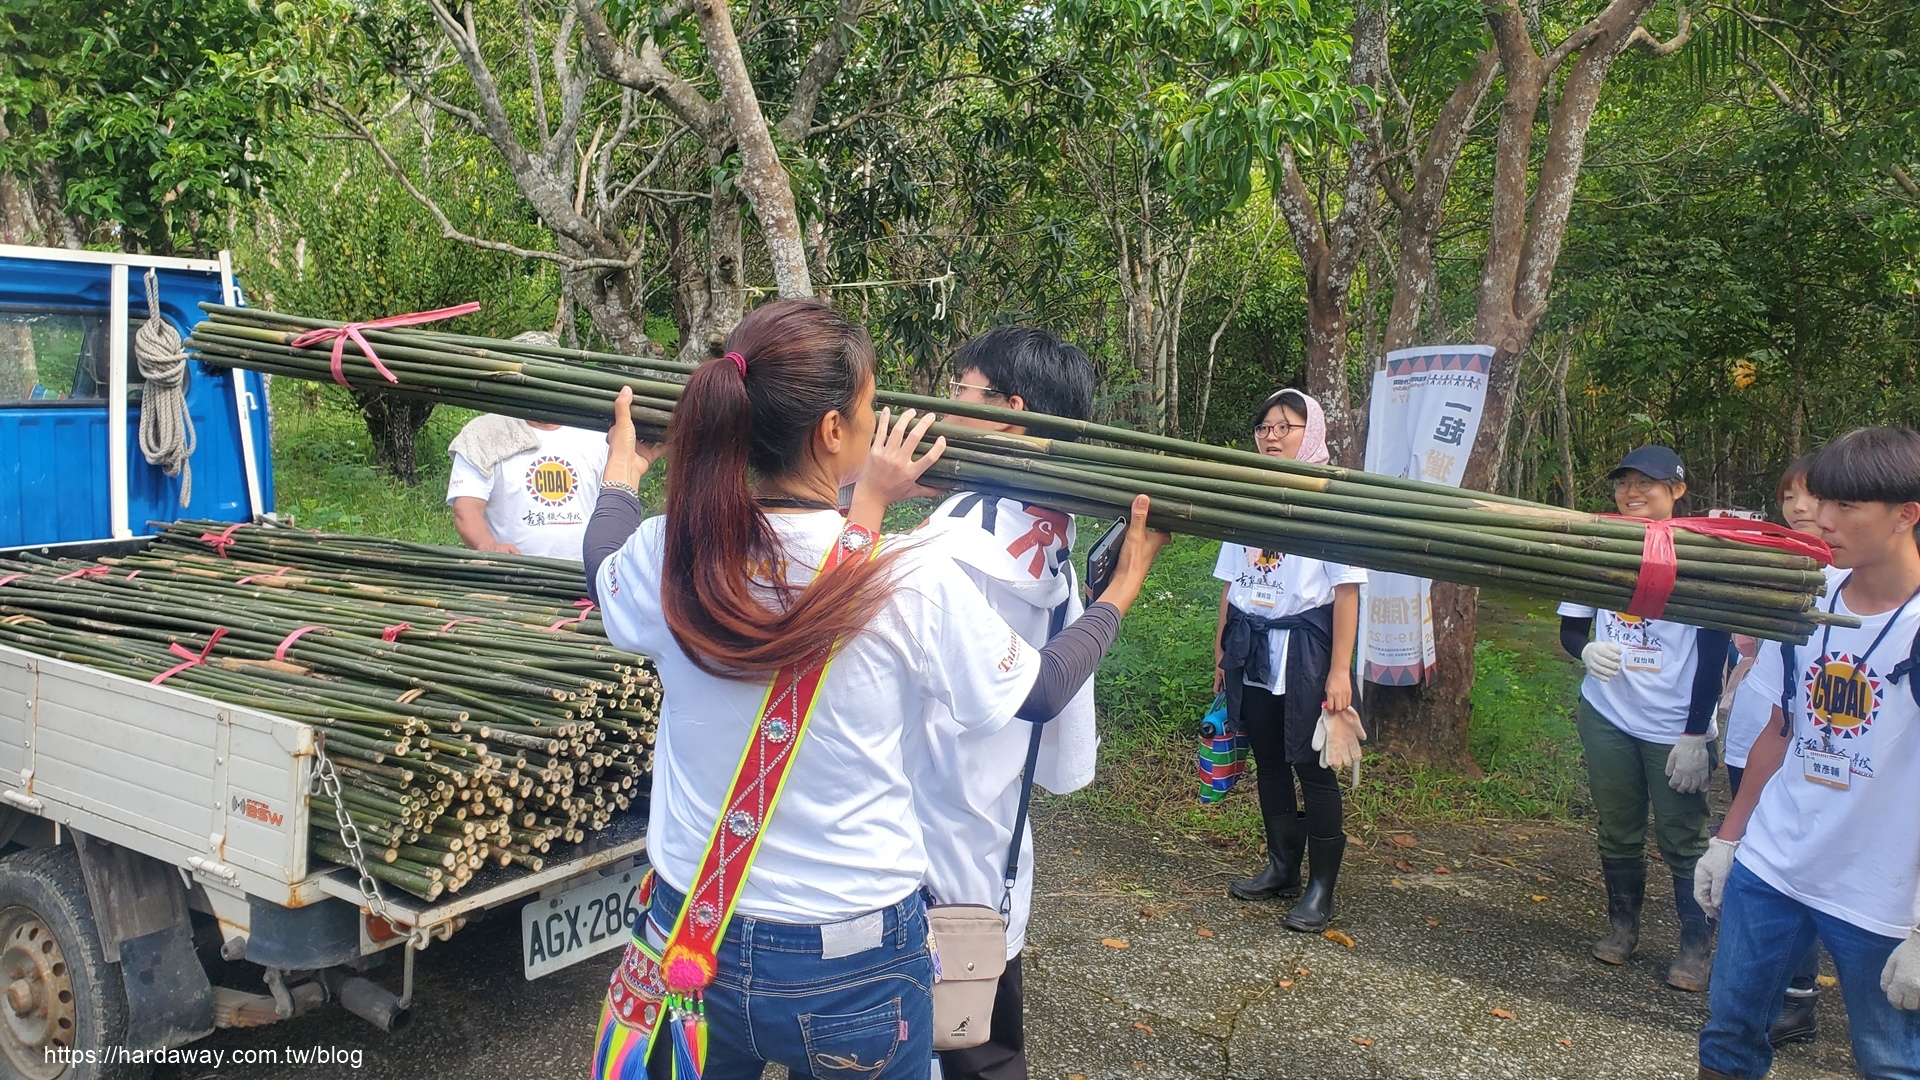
[0,846,144,1080]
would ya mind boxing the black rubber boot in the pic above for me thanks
[1282,834,1345,932]
[1228,812,1306,901]
[1592,858,1646,965]
[1668,872,1716,992]
[1768,991,1819,1047]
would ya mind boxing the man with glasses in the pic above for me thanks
[913,327,1097,1080]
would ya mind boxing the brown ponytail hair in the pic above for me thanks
[661,298,901,678]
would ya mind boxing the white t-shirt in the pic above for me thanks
[1214,544,1366,695]
[1557,603,1704,745]
[1726,566,1848,768]
[596,511,1041,923]
[445,425,608,560]
[1737,585,1920,939]
[911,496,1094,959]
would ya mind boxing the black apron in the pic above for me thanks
[1219,602,1334,764]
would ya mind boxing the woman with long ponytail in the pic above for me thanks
[582,299,1168,1079]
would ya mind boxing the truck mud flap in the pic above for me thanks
[119,921,215,1050]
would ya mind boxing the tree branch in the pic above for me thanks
[1629,1,1694,56]
[320,100,636,272]
[572,0,720,136]
[776,0,868,143]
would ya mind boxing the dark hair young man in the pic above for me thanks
[915,325,1095,1080]
[1695,427,1920,1078]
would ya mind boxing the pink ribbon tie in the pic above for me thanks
[547,599,596,631]
[200,522,248,557]
[54,566,111,582]
[151,628,228,686]
[274,625,327,661]
[289,303,481,387]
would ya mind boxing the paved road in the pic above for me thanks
[156,809,1860,1080]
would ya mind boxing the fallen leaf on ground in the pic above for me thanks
[1516,834,1530,842]
[1196,927,1214,938]
[1276,978,1294,988]
[1324,929,1356,948]
[1558,1039,1573,1048]
[1133,1022,1154,1034]
[1530,894,1548,902]
[1390,834,1417,849]
[1138,906,1157,918]
[1351,1037,1375,1047]
[1396,858,1416,873]
[1818,974,1839,988]
[1490,1008,1517,1020]
[1433,865,1453,875]
[1425,919,1442,928]
[1101,938,1130,949]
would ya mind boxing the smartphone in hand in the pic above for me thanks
[1083,514,1130,599]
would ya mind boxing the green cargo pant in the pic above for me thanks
[1575,697,1713,876]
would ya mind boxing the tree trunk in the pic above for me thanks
[1362,0,1652,769]
[352,393,437,485]
[665,183,747,363]
[694,0,813,299]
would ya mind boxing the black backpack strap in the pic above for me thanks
[1002,597,1072,917]
[1891,624,1920,708]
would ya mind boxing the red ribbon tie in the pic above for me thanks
[288,302,481,387]
[54,566,112,582]
[151,628,228,686]
[1606,515,1833,620]
[380,623,412,642]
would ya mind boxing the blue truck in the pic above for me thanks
[0,244,647,1078]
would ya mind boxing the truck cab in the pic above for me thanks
[0,245,645,1079]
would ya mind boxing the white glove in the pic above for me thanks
[1665,734,1712,794]
[1317,707,1366,772]
[1581,641,1624,682]
[1694,836,1739,919]
[1885,931,1920,1010]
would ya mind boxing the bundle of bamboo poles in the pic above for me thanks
[185,304,1845,640]
[0,525,656,902]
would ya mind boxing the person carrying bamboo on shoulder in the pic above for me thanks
[911,326,1099,1079]
[1695,427,1920,1080]
[1559,446,1730,992]
[579,299,1169,1080]
[1215,388,1365,934]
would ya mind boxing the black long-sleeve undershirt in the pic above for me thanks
[1559,614,1730,736]
[580,487,1119,721]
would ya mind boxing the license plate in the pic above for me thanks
[523,866,644,980]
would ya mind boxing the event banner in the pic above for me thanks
[1361,345,1497,686]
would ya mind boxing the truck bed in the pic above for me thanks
[0,641,646,937]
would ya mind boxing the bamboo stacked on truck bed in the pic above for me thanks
[0,524,656,901]
[185,304,1846,641]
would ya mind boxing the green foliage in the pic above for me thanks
[0,0,300,250]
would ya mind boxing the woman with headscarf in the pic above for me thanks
[1214,388,1365,932]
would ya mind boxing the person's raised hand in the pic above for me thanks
[845,408,946,537]
[1092,495,1171,615]
[604,386,664,489]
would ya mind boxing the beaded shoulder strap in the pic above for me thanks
[658,525,875,990]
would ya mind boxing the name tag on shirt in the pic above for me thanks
[1250,586,1278,609]
[820,910,885,959]
[1622,645,1663,673]
[1804,748,1851,790]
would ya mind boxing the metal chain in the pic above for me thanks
[310,743,394,924]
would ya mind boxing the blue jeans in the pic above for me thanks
[644,878,934,1080]
[1700,863,1920,1078]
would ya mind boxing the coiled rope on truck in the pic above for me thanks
[135,269,195,506]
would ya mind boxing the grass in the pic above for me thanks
[269,390,1592,843]
[269,380,469,543]
[1057,529,1591,848]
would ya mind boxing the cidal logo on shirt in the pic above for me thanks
[524,455,579,506]
[1805,652,1882,740]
